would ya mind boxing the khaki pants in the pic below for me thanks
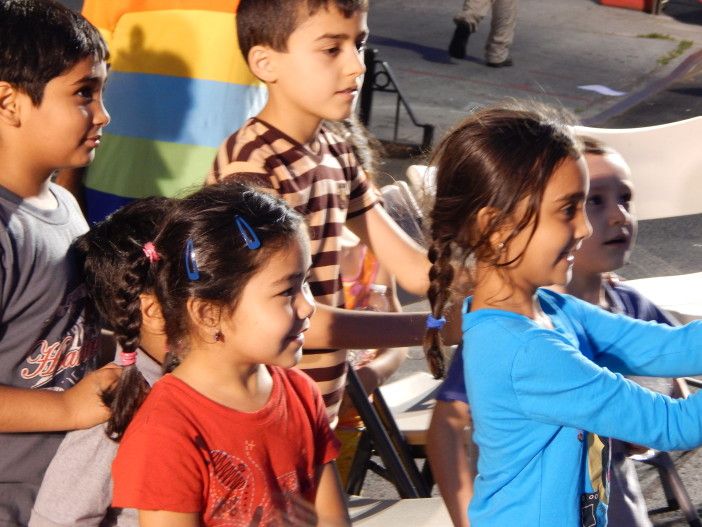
[454,0,518,63]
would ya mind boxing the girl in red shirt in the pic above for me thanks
[112,181,348,527]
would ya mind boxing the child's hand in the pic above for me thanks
[60,364,122,429]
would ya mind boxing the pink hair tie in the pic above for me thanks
[142,242,160,263]
[120,350,137,366]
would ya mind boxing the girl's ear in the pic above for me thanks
[476,206,505,249]
[186,298,221,343]
[248,45,277,83]
[0,82,21,127]
[139,292,165,335]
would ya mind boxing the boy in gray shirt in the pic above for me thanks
[0,1,121,523]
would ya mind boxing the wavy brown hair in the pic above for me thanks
[423,103,582,377]
[152,181,304,368]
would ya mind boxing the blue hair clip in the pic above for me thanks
[234,215,261,250]
[426,314,446,330]
[184,238,200,281]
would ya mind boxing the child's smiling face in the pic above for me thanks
[503,156,592,291]
[219,231,316,369]
[573,151,637,277]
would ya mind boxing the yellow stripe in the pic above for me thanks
[107,10,258,85]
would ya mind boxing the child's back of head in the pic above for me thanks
[76,196,174,441]
[0,0,108,105]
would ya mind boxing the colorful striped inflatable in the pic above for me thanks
[82,0,266,222]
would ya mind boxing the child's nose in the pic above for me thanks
[347,46,366,79]
[94,97,110,127]
[296,286,316,320]
[609,203,629,225]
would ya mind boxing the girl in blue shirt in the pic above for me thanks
[423,104,702,526]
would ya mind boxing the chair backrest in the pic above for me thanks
[575,117,702,220]
[409,116,702,222]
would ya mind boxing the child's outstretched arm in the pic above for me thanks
[314,462,351,527]
[0,363,121,432]
[346,204,430,296]
[304,303,463,350]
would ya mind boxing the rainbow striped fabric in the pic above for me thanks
[82,0,266,223]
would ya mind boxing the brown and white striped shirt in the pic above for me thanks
[210,118,378,426]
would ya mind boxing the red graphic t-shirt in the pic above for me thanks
[112,367,340,525]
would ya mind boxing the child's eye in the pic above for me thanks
[562,204,578,219]
[586,195,603,207]
[619,193,632,209]
[76,87,93,100]
[324,46,341,56]
[280,287,294,297]
[356,40,367,53]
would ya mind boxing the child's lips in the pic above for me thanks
[85,135,102,148]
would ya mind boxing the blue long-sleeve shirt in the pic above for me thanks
[464,288,702,526]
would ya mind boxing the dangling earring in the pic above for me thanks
[214,330,223,343]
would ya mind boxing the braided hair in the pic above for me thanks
[75,197,174,441]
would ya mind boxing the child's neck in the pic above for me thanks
[472,265,544,319]
[172,350,274,413]
[257,97,322,145]
[566,271,608,309]
[0,151,57,204]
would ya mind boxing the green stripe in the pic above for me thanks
[85,135,216,199]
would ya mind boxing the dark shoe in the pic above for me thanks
[449,22,471,59]
[486,57,513,68]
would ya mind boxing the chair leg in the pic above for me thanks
[642,451,701,527]
[346,431,373,495]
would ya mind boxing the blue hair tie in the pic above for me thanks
[426,314,446,330]
[234,215,261,250]
[184,238,200,281]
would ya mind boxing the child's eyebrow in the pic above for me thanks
[558,192,586,203]
[71,75,102,86]
[316,29,368,41]
[272,272,306,286]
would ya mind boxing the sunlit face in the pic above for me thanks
[219,232,316,368]
[503,156,592,290]
[573,151,636,276]
[18,55,109,174]
[269,5,367,132]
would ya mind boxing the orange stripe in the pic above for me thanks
[83,0,239,31]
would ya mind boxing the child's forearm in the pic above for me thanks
[355,347,407,394]
[306,304,461,350]
[0,385,83,432]
[0,364,120,432]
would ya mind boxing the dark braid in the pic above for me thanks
[75,197,174,441]
[423,237,455,378]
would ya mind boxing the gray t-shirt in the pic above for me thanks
[29,349,162,527]
[0,183,97,526]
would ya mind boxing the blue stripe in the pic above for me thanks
[85,188,135,224]
[103,72,267,148]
